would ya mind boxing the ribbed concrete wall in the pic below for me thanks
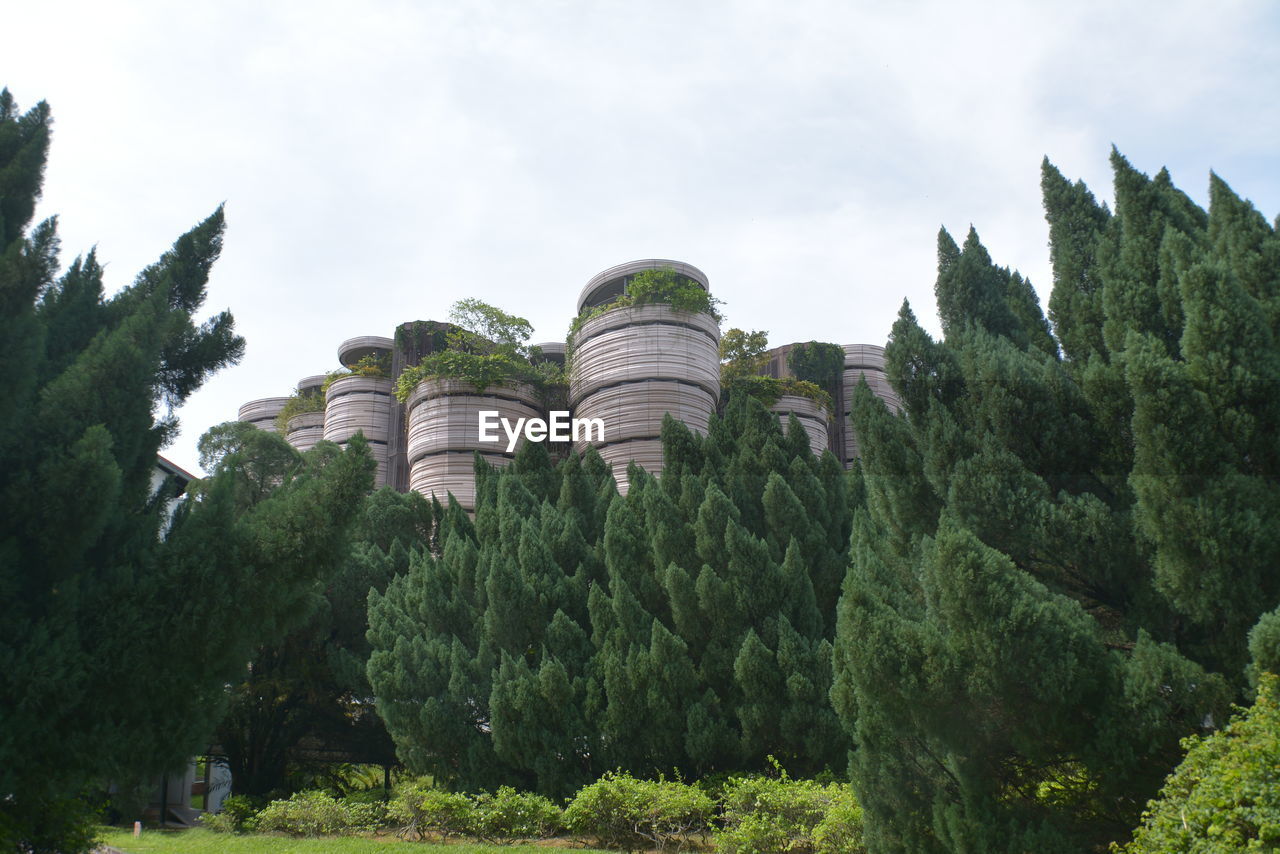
[285,411,325,453]
[577,259,711,313]
[238,397,289,434]
[338,335,394,369]
[297,374,327,395]
[405,378,543,510]
[324,375,393,486]
[769,394,830,458]
[841,344,901,468]
[570,304,719,492]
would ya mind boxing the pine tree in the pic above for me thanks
[368,390,857,791]
[832,152,1277,852]
[214,484,424,795]
[0,90,376,849]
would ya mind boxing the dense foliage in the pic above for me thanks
[394,299,557,399]
[210,771,862,853]
[0,90,376,851]
[252,790,384,837]
[720,328,833,412]
[324,353,392,392]
[1116,672,1280,852]
[275,389,326,431]
[563,772,715,852]
[214,482,432,795]
[786,341,845,392]
[367,392,853,797]
[567,268,723,361]
[832,152,1280,852]
[715,771,864,854]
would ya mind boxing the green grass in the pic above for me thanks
[97,827,611,853]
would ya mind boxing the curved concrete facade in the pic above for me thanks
[576,259,710,313]
[570,302,720,492]
[841,344,901,468]
[324,375,393,486]
[236,258,902,502]
[338,335,394,369]
[405,379,543,510]
[285,411,326,453]
[770,394,831,458]
[238,397,289,433]
[297,374,327,395]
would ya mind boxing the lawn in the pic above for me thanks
[96,827,612,854]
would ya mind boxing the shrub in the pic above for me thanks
[1113,672,1280,852]
[199,794,262,833]
[471,786,564,843]
[395,350,539,400]
[388,781,476,841]
[274,390,325,431]
[564,771,714,852]
[715,772,865,854]
[786,341,845,391]
[566,267,724,362]
[253,790,380,837]
[812,790,866,854]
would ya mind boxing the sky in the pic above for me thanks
[7,0,1280,475]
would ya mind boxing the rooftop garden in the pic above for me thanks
[395,299,564,402]
[719,328,835,413]
[273,389,325,431]
[566,268,724,361]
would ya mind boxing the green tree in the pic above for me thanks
[1117,617,1280,853]
[720,328,771,382]
[787,340,845,392]
[368,392,855,794]
[832,152,1276,852]
[213,483,428,796]
[0,91,375,850]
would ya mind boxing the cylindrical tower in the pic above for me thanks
[840,344,901,468]
[769,395,830,457]
[297,374,326,396]
[569,260,720,492]
[285,411,325,453]
[321,336,394,486]
[324,373,393,487]
[237,397,289,433]
[404,378,544,511]
[282,374,329,452]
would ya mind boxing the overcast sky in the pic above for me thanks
[8,0,1280,474]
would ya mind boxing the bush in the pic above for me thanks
[253,790,381,837]
[564,771,714,852]
[388,781,476,841]
[471,786,564,843]
[715,772,865,854]
[274,390,325,431]
[812,791,866,854]
[198,794,262,833]
[1114,672,1280,852]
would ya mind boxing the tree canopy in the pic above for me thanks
[0,90,375,851]
[368,394,854,797]
[831,151,1280,852]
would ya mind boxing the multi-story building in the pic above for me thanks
[238,259,900,509]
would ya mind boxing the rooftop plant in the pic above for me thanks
[274,389,326,431]
[323,353,391,394]
[394,299,565,401]
[786,341,844,392]
[566,268,724,361]
[719,328,834,413]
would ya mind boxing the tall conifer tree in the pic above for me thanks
[832,153,1277,852]
[0,91,376,849]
